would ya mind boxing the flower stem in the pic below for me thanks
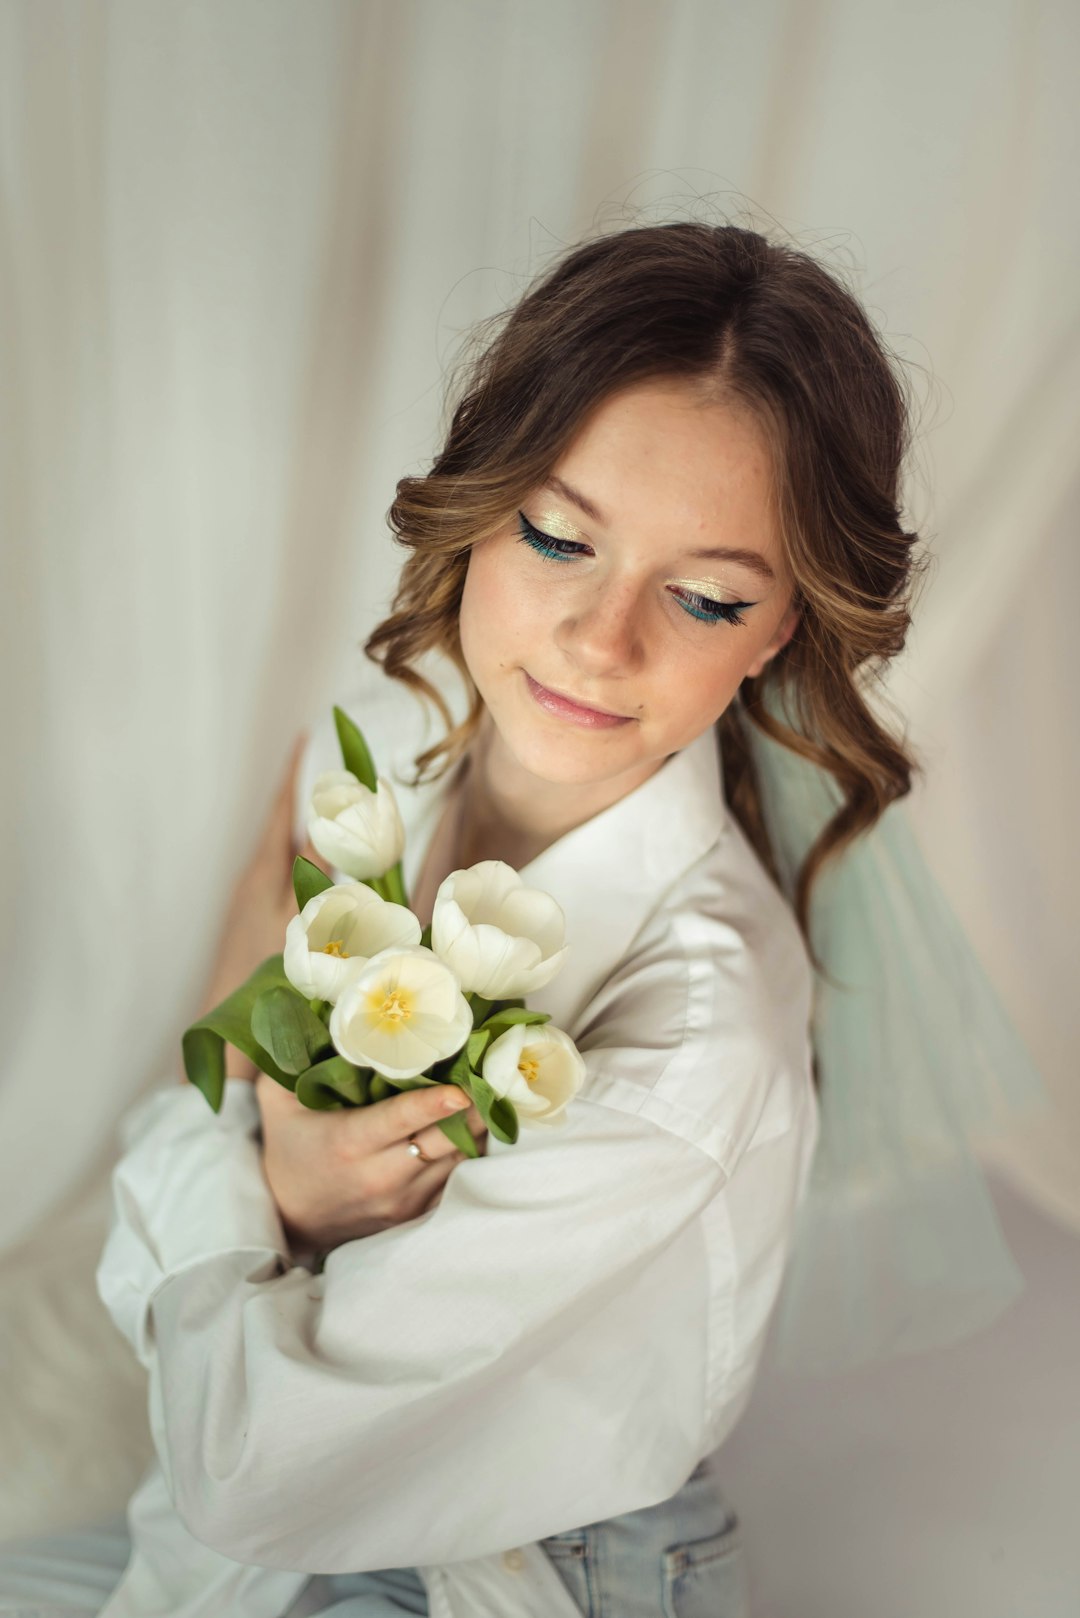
[383,861,409,909]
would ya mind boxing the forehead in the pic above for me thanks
[550,379,782,562]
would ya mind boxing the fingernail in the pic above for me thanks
[443,1089,466,1111]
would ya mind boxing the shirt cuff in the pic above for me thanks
[97,1077,290,1365]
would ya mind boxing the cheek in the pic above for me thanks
[460,542,542,663]
[459,546,503,652]
[459,548,510,691]
[657,629,766,735]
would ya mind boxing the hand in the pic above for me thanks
[255,1073,489,1252]
[190,733,329,1082]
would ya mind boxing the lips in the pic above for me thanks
[523,672,634,729]
[539,682,626,719]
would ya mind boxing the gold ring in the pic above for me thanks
[406,1134,436,1164]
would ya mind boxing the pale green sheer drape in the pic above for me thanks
[746,687,1048,1375]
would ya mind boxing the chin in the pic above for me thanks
[499,712,643,789]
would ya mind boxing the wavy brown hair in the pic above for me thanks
[365,220,929,974]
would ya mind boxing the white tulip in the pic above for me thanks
[282,882,422,1005]
[481,1023,585,1128]
[431,860,568,999]
[328,945,473,1080]
[307,769,406,882]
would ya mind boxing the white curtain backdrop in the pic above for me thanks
[1,0,1077,1547]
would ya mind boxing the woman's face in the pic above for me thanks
[458,377,799,796]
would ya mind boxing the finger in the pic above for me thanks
[258,1075,480,1141]
[397,1100,488,1167]
[400,1151,465,1215]
[355,1085,471,1155]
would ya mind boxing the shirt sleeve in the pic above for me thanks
[96,1064,726,1572]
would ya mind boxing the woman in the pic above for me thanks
[2,221,927,1615]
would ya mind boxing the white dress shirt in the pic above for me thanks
[95,658,820,1618]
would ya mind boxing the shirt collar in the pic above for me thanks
[384,667,728,1033]
[517,725,727,1029]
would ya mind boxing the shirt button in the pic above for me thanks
[502,1548,526,1573]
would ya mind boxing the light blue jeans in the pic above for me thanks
[0,1458,748,1617]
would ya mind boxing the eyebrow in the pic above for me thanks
[541,474,777,587]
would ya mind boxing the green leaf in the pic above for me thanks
[369,1073,392,1102]
[478,1007,552,1046]
[468,1066,519,1146]
[436,1107,480,1157]
[488,1096,519,1143]
[466,1028,492,1069]
[181,954,297,1112]
[419,923,433,950]
[293,1075,344,1110]
[333,705,378,791]
[467,993,494,1025]
[481,1006,549,1029]
[180,1027,228,1115]
[251,986,334,1077]
[444,1046,474,1090]
[295,1055,370,1110]
[425,1052,481,1159]
[382,860,409,910]
[293,853,333,912]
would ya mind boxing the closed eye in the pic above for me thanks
[517,513,755,628]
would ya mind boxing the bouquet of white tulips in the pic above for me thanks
[183,707,586,1158]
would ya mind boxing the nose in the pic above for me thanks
[553,578,645,678]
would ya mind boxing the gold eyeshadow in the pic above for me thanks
[667,576,736,600]
[526,511,753,606]
[532,508,587,543]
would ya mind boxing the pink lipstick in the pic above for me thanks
[524,672,634,729]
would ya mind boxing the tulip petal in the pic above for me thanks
[430,861,568,998]
[497,887,566,955]
[327,946,472,1079]
[307,772,405,882]
[285,884,422,1006]
[480,1021,585,1126]
[430,893,470,954]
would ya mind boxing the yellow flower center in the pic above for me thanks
[365,984,414,1033]
[518,1054,540,1087]
[321,938,349,958]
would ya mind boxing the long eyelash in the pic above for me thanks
[517,512,753,627]
[517,512,585,562]
[676,588,751,624]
